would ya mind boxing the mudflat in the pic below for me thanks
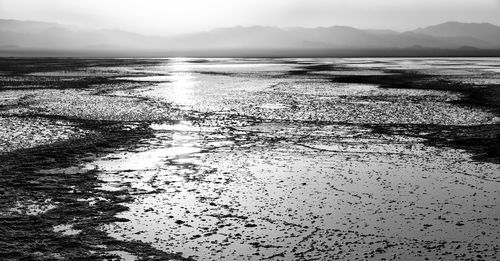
[0,58,499,260]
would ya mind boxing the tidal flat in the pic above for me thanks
[0,58,499,260]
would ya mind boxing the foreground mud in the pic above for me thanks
[0,122,192,260]
[0,58,499,260]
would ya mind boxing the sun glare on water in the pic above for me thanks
[162,59,197,107]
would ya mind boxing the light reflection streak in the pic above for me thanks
[161,58,197,107]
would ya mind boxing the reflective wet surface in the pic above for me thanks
[0,58,499,260]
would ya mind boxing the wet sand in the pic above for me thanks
[0,58,499,260]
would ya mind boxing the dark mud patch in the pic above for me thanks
[459,84,500,113]
[326,70,500,164]
[0,119,191,260]
[0,58,166,76]
[0,76,137,91]
[0,58,174,94]
[192,71,235,77]
[333,70,500,111]
[287,63,352,76]
[366,122,500,165]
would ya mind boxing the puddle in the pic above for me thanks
[150,122,219,132]
[88,147,202,173]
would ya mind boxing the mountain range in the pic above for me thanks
[1,19,500,56]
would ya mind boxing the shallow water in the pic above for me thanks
[86,58,500,260]
[1,57,499,260]
[97,120,499,260]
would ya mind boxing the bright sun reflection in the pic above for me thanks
[162,58,197,107]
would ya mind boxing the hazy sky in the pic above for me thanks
[1,0,499,35]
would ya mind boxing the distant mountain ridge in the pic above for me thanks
[1,19,499,56]
[412,21,500,45]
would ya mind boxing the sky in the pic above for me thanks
[1,0,499,36]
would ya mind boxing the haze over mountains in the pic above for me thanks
[1,19,500,56]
